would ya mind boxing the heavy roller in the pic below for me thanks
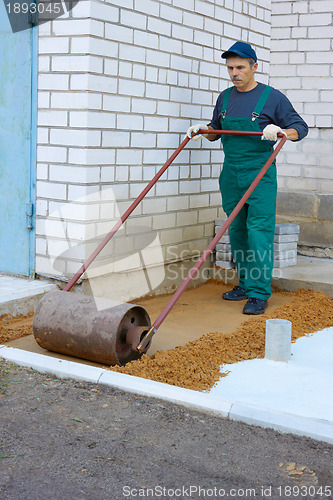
[33,131,287,366]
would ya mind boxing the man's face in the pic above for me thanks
[226,56,258,91]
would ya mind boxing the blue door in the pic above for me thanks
[0,1,37,276]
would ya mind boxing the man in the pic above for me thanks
[186,41,308,315]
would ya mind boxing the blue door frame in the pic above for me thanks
[0,3,37,277]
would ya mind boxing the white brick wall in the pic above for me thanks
[271,0,333,195]
[36,0,272,289]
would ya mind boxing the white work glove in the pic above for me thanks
[186,123,209,141]
[262,124,287,141]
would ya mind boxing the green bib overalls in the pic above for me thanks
[219,85,277,301]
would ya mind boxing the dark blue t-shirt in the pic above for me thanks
[208,82,308,141]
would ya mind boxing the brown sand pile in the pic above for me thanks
[111,289,333,392]
[0,312,34,344]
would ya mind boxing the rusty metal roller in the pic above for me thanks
[33,290,151,366]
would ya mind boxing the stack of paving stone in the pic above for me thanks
[274,223,300,268]
[214,217,300,269]
[214,217,235,270]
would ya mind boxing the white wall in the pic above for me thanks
[270,0,333,255]
[270,0,333,194]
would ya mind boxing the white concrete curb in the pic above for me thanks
[1,345,332,445]
[229,402,333,444]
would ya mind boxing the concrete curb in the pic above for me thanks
[229,402,333,444]
[1,346,332,445]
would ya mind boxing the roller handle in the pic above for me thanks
[64,130,284,292]
[137,133,287,351]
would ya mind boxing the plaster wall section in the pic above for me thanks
[270,0,333,257]
[35,0,272,298]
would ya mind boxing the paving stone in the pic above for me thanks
[275,223,300,235]
[215,226,230,237]
[216,243,232,252]
[274,242,298,251]
[215,217,228,226]
[274,234,299,243]
[216,251,233,261]
[215,260,236,269]
[274,249,297,260]
[273,257,297,268]
[215,235,230,245]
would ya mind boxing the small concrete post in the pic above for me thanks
[265,319,292,361]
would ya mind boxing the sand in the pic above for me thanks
[0,312,34,344]
[1,283,333,393]
[111,287,333,392]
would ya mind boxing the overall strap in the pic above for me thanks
[221,87,233,120]
[252,85,273,121]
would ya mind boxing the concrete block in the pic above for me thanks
[147,17,171,36]
[194,30,214,48]
[215,260,236,270]
[119,44,145,63]
[309,0,333,12]
[177,211,198,227]
[224,23,241,40]
[318,195,333,222]
[135,0,159,17]
[275,224,300,235]
[50,129,100,147]
[201,178,218,192]
[276,191,317,218]
[300,12,331,26]
[39,36,69,53]
[308,25,333,39]
[183,11,204,30]
[160,4,182,23]
[118,78,145,97]
[37,181,66,200]
[120,10,146,30]
[134,30,158,49]
[299,221,333,247]
[316,116,333,128]
[172,24,194,42]
[194,0,214,17]
[159,36,181,55]
[70,110,115,129]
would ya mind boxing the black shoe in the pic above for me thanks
[242,297,268,315]
[222,286,247,301]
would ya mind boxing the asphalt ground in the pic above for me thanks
[0,360,332,500]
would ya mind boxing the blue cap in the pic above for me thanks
[221,41,257,62]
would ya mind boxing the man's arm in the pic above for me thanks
[273,91,308,141]
[284,128,299,141]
